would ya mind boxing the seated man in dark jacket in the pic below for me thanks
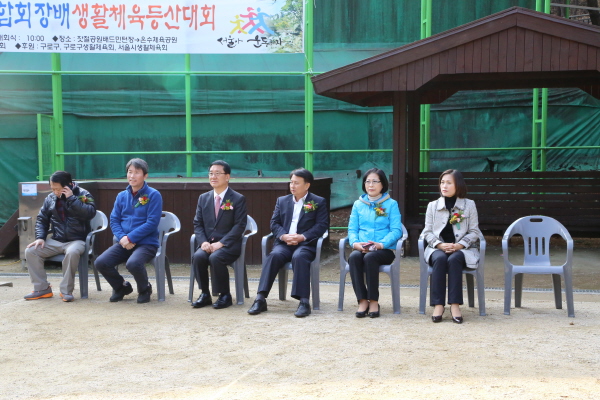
[24,171,97,302]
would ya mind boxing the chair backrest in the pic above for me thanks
[91,210,108,232]
[245,215,258,237]
[157,211,181,249]
[503,216,572,265]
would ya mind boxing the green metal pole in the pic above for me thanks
[419,0,432,172]
[185,54,193,177]
[532,0,550,171]
[304,0,314,172]
[51,53,64,172]
[540,88,548,171]
[37,114,44,180]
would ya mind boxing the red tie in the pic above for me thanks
[215,195,221,218]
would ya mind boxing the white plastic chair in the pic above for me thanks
[502,216,574,317]
[338,223,408,314]
[111,211,181,301]
[418,232,487,316]
[261,231,328,310]
[47,210,108,299]
[188,215,258,305]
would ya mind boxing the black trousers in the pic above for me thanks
[348,249,395,302]
[257,244,316,300]
[192,247,240,295]
[95,243,157,293]
[429,249,465,306]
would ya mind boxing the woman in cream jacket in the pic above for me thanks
[421,169,482,324]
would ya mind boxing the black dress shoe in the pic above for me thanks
[432,308,445,323]
[355,305,370,318]
[137,283,153,304]
[212,293,233,309]
[368,304,380,318]
[450,310,463,324]
[294,301,311,318]
[247,298,268,315]
[192,293,213,308]
[109,281,133,302]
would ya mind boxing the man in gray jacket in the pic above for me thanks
[24,171,97,302]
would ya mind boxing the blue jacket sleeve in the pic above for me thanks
[379,200,402,249]
[127,190,163,244]
[348,202,360,246]
[110,193,126,241]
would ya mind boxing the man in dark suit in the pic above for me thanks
[248,168,329,318]
[191,160,248,309]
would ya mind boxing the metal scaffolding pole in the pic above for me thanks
[419,0,432,172]
[304,0,315,172]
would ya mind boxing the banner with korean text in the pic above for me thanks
[0,0,304,54]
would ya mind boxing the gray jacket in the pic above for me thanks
[422,197,482,269]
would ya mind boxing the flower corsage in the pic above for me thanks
[135,194,149,208]
[303,200,318,213]
[449,210,464,229]
[220,199,234,211]
[374,206,387,218]
[78,195,94,204]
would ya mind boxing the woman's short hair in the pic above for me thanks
[49,171,72,187]
[439,169,468,198]
[126,158,149,175]
[361,168,389,194]
[290,168,314,184]
[210,160,231,175]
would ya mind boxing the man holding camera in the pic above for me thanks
[24,171,97,302]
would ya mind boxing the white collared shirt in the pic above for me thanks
[288,193,308,235]
[213,187,229,206]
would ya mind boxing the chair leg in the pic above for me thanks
[476,269,486,316]
[338,269,347,311]
[233,261,245,305]
[551,274,562,310]
[188,263,196,302]
[278,268,288,301]
[466,274,475,308]
[165,256,174,295]
[91,256,102,292]
[418,269,429,315]
[78,254,89,299]
[515,273,524,308]
[243,266,250,298]
[504,271,513,315]
[155,258,166,302]
[311,262,320,311]
[390,268,400,315]
[564,269,575,318]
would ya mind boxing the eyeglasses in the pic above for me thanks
[365,180,381,185]
[208,172,226,177]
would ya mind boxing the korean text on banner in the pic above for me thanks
[0,0,304,54]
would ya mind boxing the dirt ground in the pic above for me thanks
[1,241,600,399]
[1,207,599,399]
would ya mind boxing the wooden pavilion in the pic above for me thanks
[312,7,600,253]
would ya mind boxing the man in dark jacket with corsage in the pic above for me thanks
[95,158,163,304]
[24,171,97,302]
[248,168,329,318]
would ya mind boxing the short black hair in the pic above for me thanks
[49,171,73,187]
[439,169,468,198]
[361,168,389,194]
[126,158,149,175]
[290,168,314,184]
[210,160,231,175]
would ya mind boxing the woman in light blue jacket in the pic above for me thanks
[348,168,402,318]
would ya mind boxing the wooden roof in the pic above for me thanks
[312,7,600,106]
